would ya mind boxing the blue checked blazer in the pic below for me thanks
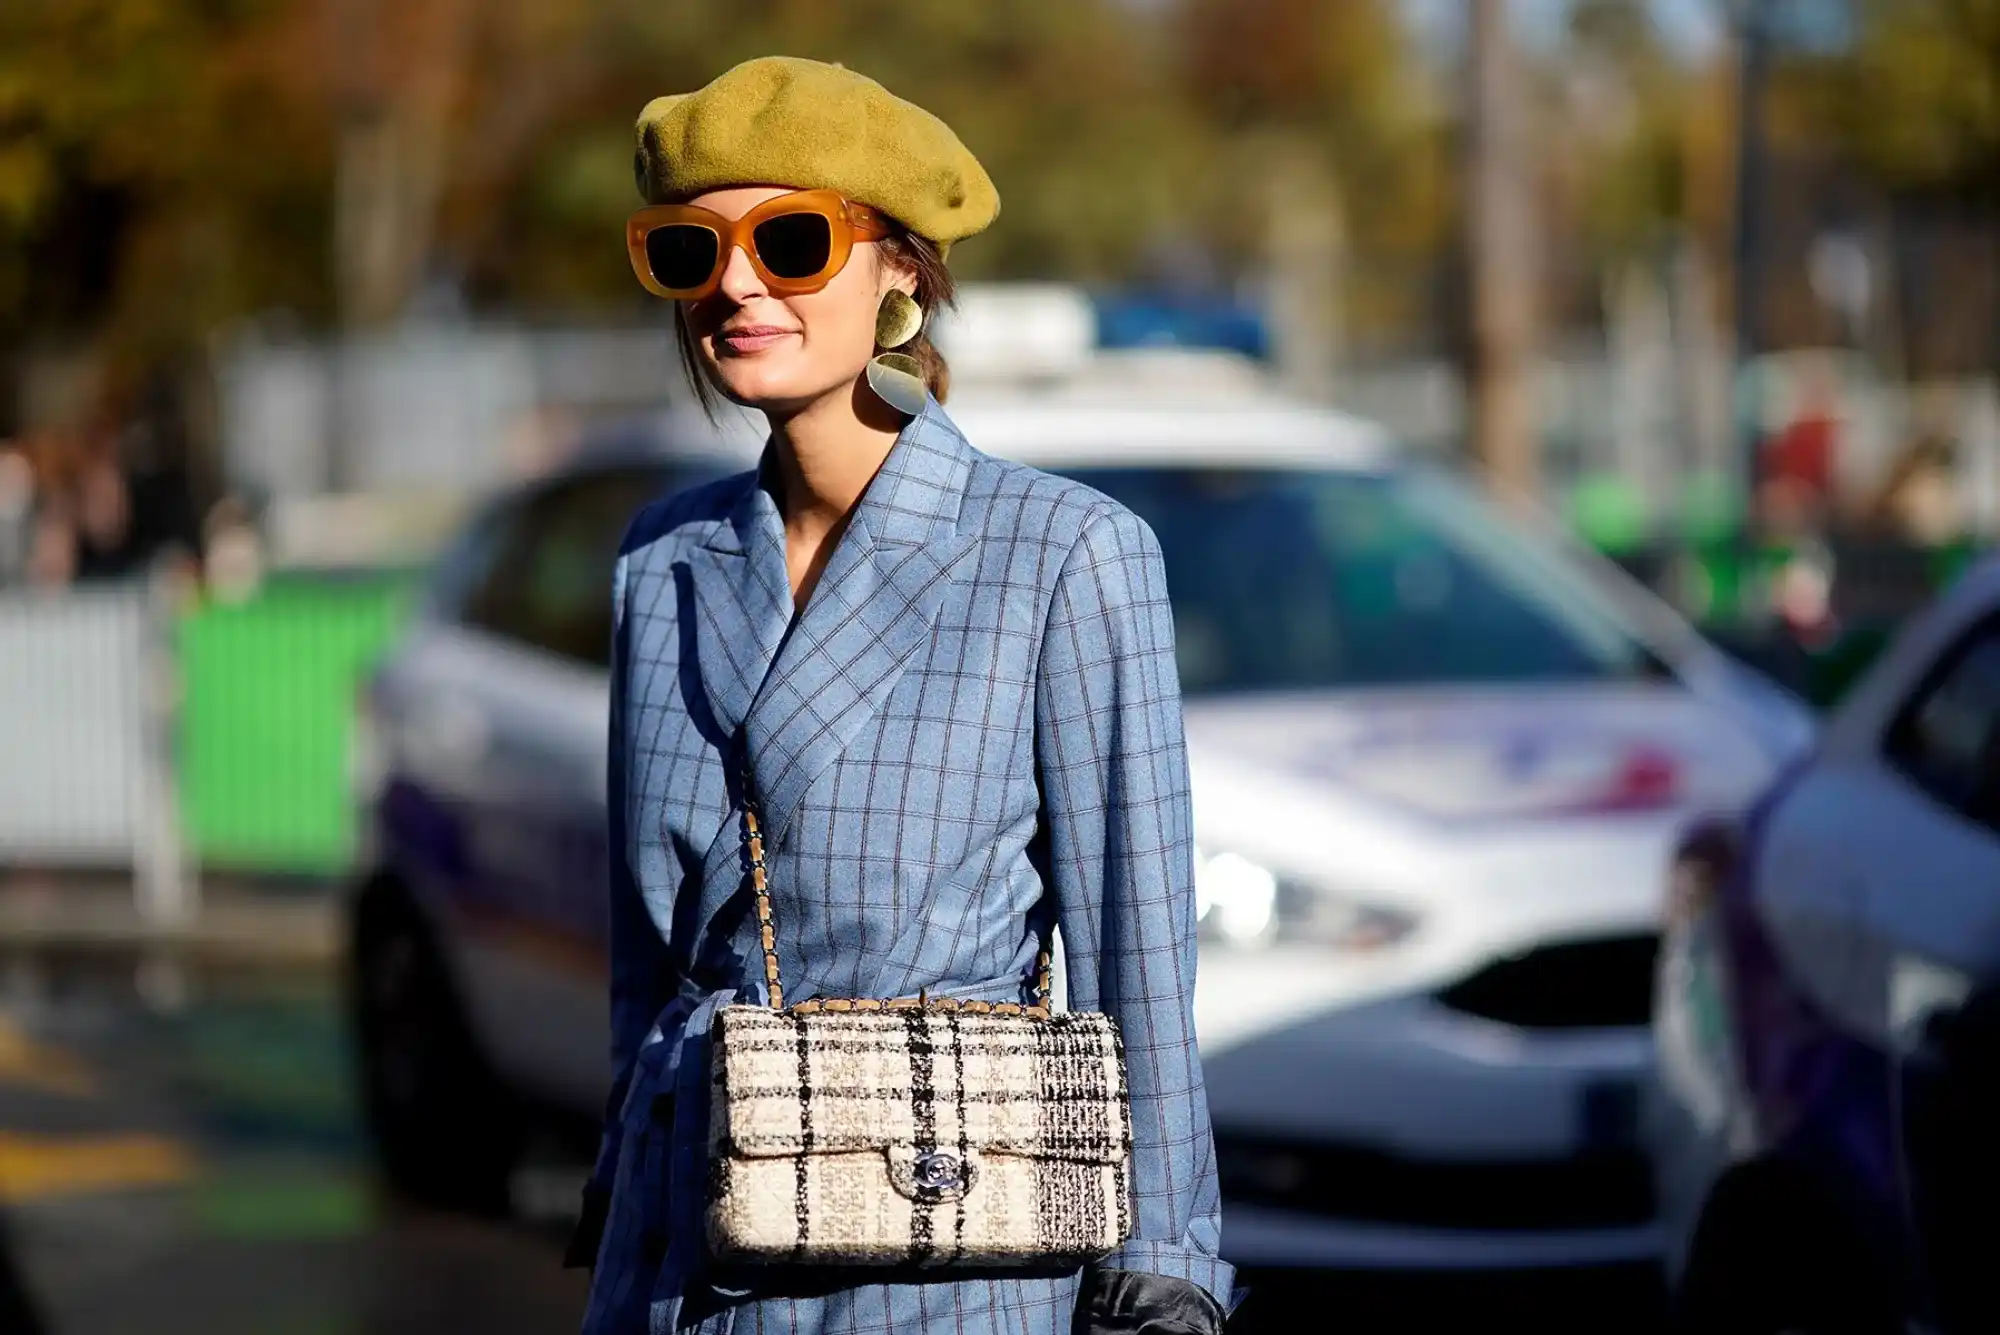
[580,399,1234,1334]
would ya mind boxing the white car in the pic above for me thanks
[347,367,1814,1278]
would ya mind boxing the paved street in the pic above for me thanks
[0,949,1663,1333]
[0,953,590,1334]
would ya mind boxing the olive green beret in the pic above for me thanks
[634,56,999,248]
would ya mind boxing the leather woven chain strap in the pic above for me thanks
[742,795,1053,1019]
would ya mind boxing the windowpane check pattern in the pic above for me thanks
[577,404,1233,1334]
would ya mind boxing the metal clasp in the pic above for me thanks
[912,1151,964,1192]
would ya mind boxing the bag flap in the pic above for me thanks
[711,1007,1130,1165]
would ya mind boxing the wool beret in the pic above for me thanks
[634,56,999,248]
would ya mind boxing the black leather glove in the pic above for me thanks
[1075,1268,1228,1334]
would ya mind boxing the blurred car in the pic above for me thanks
[347,376,1814,1282]
[345,422,743,1210]
[1651,553,2000,1332]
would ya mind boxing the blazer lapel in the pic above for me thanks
[675,471,792,986]
[744,403,975,848]
[683,472,792,744]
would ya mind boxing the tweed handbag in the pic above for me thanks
[705,793,1135,1268]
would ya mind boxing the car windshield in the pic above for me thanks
[1056,464,1662,696]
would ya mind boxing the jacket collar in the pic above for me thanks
[680,399,978,954]
[699,395,973,557]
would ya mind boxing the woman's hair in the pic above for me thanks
[673,221,957,419]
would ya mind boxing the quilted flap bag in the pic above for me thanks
[706,796,1135,1268]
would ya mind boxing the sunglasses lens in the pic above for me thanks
[645,225,720,292]
[752,212,833,281]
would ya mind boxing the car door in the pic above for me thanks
[431,464,681,1110]
[1850,617,2000,1332]
[1717,612,2000,1326]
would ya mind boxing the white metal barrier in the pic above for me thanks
[0,582,187,921]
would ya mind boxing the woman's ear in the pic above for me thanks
[875,246,919,299]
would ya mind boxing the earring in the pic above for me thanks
[868,290,927,416]
[866,353,928,416]
[875,289,923,349]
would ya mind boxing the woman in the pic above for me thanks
[571,56,1235,1334]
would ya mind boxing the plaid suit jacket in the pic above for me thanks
[581,399,1234,1334]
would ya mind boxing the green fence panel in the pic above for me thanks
[178,573,415,875]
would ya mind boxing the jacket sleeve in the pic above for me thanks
[1033,508,1237,1319]
[566,549,677,1269]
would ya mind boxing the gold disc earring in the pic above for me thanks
[866,353,928,416]
[875,289,923,350]
[868,290,927,416]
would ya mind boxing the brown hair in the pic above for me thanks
[673,221,957,419]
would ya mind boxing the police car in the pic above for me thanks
[346,346,1814,1275]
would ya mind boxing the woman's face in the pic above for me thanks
[681,185,911,414]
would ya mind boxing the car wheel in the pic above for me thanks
[1671,1163,1900,1335]
[349,880,522,1215]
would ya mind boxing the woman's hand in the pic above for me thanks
[1075,1268,1229,1334]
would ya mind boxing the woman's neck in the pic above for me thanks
[763,384,904,538]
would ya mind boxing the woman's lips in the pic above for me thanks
[715,326,797,355]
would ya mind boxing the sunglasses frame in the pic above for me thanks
[626,188,892,301]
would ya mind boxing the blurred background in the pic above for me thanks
[0,0,1993,1331]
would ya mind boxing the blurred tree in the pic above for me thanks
[1814,0,1999,196]
[546,0,1217,286]
[1464,0,1539,505]
[0,0,336,378]
[1173,0,1449,355]
[1558,0,1704,262]
[1770,0,1999,374]
[335,0,645,319]
[0,0,1454,390]
[1520,0,1746,349]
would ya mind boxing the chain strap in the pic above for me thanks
[741,778,1052,1019]
[742,799,784,1009]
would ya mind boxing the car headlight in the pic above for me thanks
[1194,846,1420,953]
[1194,851,1279,945]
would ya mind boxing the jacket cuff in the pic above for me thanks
[1095,1241,1239,1316]
[562,1183,610,1270]
[1078,1268,1230,1334]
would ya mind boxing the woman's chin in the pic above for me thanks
[710,362,849,414]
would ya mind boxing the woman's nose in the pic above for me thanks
[717,245,766,303]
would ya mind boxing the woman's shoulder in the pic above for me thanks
[958,446,1159,572]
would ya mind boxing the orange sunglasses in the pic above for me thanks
[626,188,891,301]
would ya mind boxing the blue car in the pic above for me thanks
[1651,555,2000,1334]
